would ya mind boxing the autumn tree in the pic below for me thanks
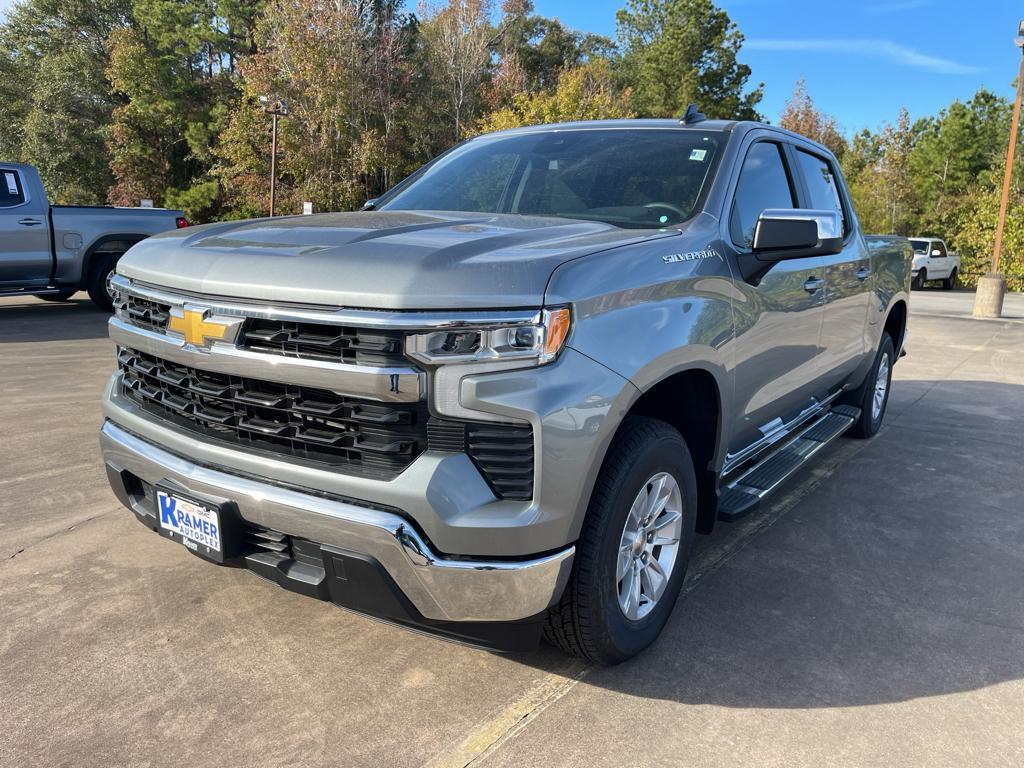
[419,0,496,142]
[478,60,633,132]
[778,77,846,158]
[615,0,762,120]
[215,0,416,216]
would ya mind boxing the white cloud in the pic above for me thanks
[746,38,981,76]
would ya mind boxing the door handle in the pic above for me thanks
[17,218,43,226]
[803,277,825,293]
[856,267,872,281]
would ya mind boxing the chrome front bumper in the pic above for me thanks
[100,420,574,623]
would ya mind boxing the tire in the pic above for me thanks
[40,290,76,302]
[942,268,957,290]
[912,269,926,290]
[86,255,121,312]
[544,416,697,664]
[848,332,895,439]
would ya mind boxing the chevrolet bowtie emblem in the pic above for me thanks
[166,305,242,349]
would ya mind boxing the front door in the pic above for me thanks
[725,140,828,455]
[0,167,51,286]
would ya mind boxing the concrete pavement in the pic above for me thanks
[1,291,1022,767]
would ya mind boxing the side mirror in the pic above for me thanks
[361,198,378,211]
[931,248,942,256]
[752,209,843,260]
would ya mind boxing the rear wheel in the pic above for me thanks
[86,255,122,312]
[848,332,895,439]
[943,268,957,290]
[544,416,697,664]
[912,269,926,290]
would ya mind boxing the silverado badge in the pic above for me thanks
[166,306,243,350]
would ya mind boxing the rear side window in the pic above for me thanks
[795,150,845,233]
[0,169,26,208]
[730,142,795,247]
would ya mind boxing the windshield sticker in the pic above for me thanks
[689,149,708,162]
[4,172,16,195]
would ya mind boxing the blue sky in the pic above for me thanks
[533,0,1024,133]
[1,0,1019,135]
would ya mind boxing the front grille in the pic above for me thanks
[118,347,428,478]
[121,293,171,333]
[427,420,535,501]
[241,319,406,367]
[118,295,409,367]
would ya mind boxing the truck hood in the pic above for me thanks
[118,211,680,309]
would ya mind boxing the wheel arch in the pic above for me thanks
[79,233,148,287]
[602,366,724,536]
[884,298,908,355]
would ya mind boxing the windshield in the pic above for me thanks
[909,239,930,254]
[378,129,723,228]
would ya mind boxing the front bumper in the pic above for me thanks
[100,420,574,645]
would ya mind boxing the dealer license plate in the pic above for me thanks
[156,488,224,562]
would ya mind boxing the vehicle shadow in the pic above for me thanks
[0,295,112,343]
[509,378,1024,709]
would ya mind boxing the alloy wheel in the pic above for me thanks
[616,472,684,621]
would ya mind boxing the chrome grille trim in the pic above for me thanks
[111,274,541,330]
[109,317,424,403]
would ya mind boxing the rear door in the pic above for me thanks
[791,147,873,389]
[0,167,51,286]
[724,139,828,455]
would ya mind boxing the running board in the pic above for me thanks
[717,405,860,522]
[0,287,62,298]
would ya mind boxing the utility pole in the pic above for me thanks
[974,21,1024,318]
[259,96,289,218]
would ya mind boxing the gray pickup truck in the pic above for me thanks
[99,117,911,663]
[0,162,187,310]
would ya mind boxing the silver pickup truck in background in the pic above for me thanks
[99,117,912,663]
[0,162,187,310]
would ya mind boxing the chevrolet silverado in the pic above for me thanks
[0,162,187,310]
[99,116,912,663]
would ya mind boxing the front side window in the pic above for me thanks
[379,129,723,229]
[729,142,795,247]
[795,149,845,232]
[933,241,947,257]
[0,169,26,208]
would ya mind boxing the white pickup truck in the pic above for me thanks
[909,237,960,290]
[0,162,187,310]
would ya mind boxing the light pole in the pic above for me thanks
[974,21,1024,318]
[259,96,289,218]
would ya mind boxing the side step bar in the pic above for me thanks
[717,405,860,522]
[0,287,63,298]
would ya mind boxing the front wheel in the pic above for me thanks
[943,268,957,290]
[912,269,926,290]
[544,416,697,664]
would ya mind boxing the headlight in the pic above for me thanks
[406,307,572,423]
[406,307,572,367]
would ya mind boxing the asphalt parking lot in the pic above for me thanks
[2,289,1023,767]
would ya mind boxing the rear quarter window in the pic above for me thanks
[0,169,26,208]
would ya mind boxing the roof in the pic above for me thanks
[477,118,838,159]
